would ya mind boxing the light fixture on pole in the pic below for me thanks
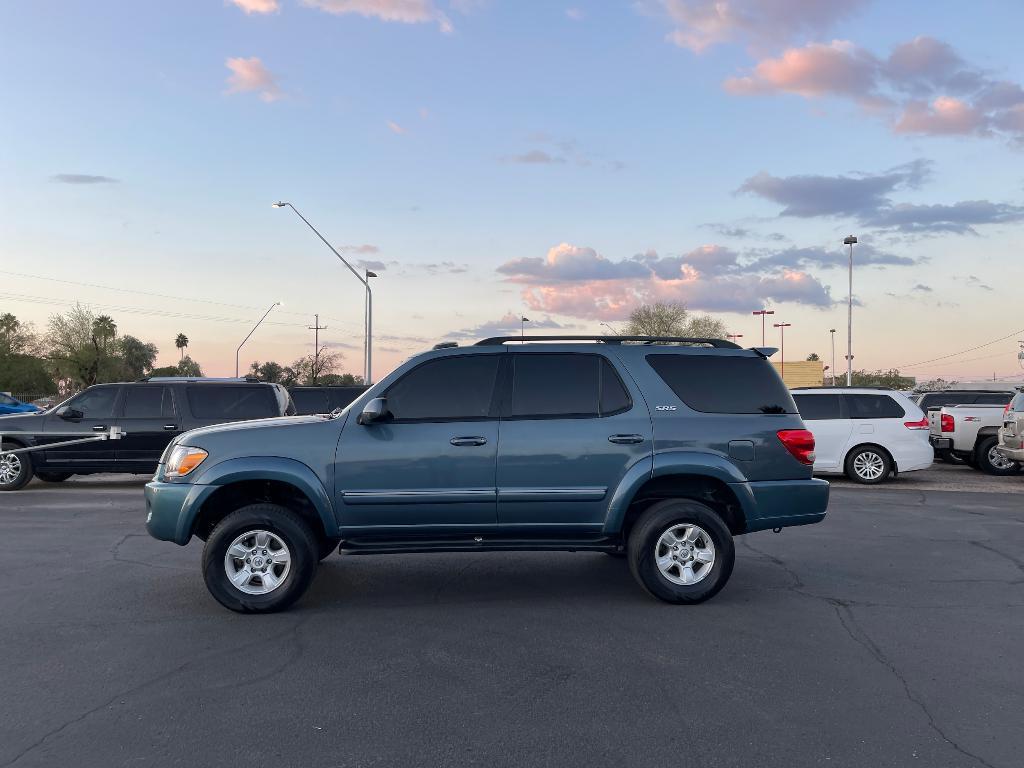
[829,328,837,386]
[599,321,617,336]
[773,322,792,381]
[273,202,377,384]
[236,302,281,378]
[727,333,744,343]
[843,235,857,386]
[521,316,530,339]
[752,309,775,346]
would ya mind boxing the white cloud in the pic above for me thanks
[229,0,280,14]
[225,57,284,102]
[301,0,452,32]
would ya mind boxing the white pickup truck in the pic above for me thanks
[929,403,1021,475]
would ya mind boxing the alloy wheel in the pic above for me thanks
[654,523,716,585]
[223,530,292,595]
[0,454,22,485]
[853,451,886,481]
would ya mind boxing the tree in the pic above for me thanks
[92,315,117,352]
[806,352,821,361]
[850,369,916,389]
[288,350,342,385]
[318,373,364,386]
[176,355,203,377]
[118,335,158,380]
[916,378,957,392]
[0,313,43,357]
[248,360,285,383]
[175,333,189,360]
[48,305,102,389]
[623,302,727,340]
[0,314,55,396]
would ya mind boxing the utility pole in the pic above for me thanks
[829,328,837,387]
[844,235,857,385]
[308,314,328,384]
[752,309,775,346]
[521,316,530,339]
[774,322,792,382]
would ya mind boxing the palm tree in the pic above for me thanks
[175,333,189,360]
[92,315,117,352]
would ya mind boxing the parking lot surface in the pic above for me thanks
[2,474,1021,768]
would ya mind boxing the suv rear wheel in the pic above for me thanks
[976,436,1021,476]
[202,504,318,613]
[627,499,735,604]
[845,445,892,484]
[0,443,33,491]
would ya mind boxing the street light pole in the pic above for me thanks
[600,321,617,336]
[727,333,744,343]
[521,316,530,339]
[773,322,792,381]
[844,235,857,386]
[236,302,280,378]
[829,328,837,386]
[273,202,376,384]
[752,309,775,346]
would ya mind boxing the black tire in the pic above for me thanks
[318,536,341,561]
[202,503,318,613]
[36,472,73,483]
[844,445,893,484]
[627,499,735,604]
[936,449,964,465]
[975,436,1022,476]
[963,452,979,469]
[0,442,34,491]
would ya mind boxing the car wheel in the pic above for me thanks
[845,445,892,484]
[318,536,341,561]
[627,499,735,604]
[975,437,1022,476]
[36,472,73,483]
[936,449,964,465]
[202,503,318,613]
[0,443,34,491]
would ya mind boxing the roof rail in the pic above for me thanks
[138,376,262,383]
[791,385,898,391]
[433,341,459,350]
[474,335,741,349]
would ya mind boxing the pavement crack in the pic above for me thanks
[969,540,1024,574]
[831,602,998,768]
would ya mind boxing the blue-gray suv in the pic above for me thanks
[145,335,829,612]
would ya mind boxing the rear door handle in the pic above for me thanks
[450,436,487,447]
[163,425,178,431]
[92,425,107,432]
[608,434,644,445]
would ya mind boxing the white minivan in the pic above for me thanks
[791,388,933,484]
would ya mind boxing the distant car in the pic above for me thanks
[914,390,1014,463]
[287,386,368,415]
[0,378,295,491]
[996,392,1024,465]
[931,401,1022,475]
[0,393,39,415]
[791,387,932,484]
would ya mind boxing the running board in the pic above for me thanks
[339,535,622,556]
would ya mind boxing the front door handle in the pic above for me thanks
[92,425,107,432]
[451,436,488,447]
[163,424,178,431]
[608,434,644,445]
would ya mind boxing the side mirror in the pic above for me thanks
[57,406,84,421]
[357,397,388,425]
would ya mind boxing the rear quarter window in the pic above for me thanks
[844,394,905,419]
[186,386,278,420]
[646,354,796,414]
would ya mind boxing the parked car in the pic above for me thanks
[791,387,932,484]
[145,334,830,613]
[0,393,39,415]
[931,401,1022,475]
[914,388,1015,463]
[996,392,1024,464]
[287,385,368,415]
[0,378,295,491]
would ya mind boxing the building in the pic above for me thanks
[771,360,824,389]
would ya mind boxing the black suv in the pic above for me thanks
[0,378,294,491]
[288,386,368,415]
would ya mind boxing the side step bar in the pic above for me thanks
[339,535,622,556]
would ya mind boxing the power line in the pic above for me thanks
[896,327,1024,369]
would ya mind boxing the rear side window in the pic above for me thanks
[290,389,330,415]
[918,392,973,410]
[509,354,631,418]
[647,354,796,414]
[974,393,1012,405]
[387,355,500,421]
[122,386,175,418]
[187,386,277,420]
[844,394,905,419]
[793,394,842,420]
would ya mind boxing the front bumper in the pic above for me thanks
[735,478,830,533]
[145,480,216,545]
[929,435,953,450]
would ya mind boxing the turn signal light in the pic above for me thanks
[777,429,815,465]
[941,413,955,433]
[903,417,929,430]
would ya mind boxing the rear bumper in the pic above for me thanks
[929,435,953,450]
[733,478,830,533]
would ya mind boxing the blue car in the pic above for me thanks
[0,393,38,416]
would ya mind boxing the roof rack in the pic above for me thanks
[138,376,262,383]
[433,341,458,350]
[474,335,741,349]
[791,385,898,391]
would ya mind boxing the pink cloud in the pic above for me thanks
[225,57,283,102]
[894,97,988,136]
[724,40,878,99]
[653,0,868,53]
[387,120,407,134]
[230,0,280,13]
[301,0,452,32]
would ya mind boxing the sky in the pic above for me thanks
[2,0,1024,383]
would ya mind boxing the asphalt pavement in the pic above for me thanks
[1,474,1021,768]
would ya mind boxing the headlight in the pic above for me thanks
[165,445,208,479]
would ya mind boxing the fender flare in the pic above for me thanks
[179,456,337,543]
[603,450,754,534]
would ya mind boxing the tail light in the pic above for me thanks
[1005,402,1012,418]
[777,429,815,465]
[903,417,929,430]
[941,413,955,433]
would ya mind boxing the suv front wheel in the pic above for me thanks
[628,499,735,604]
[0,443,33,491]
[202,504,318,613]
